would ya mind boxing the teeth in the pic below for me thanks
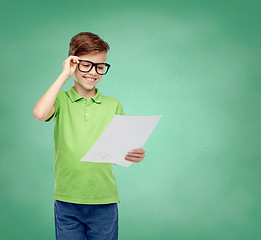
[84,77,96,82]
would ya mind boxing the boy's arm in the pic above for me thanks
[33,55,80,122]
[33,73,68,121]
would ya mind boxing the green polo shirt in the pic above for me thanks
[45,86,125,204]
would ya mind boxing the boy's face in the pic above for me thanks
[73,51,107,91]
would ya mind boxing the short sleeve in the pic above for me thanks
[116,101,125,116]
[45,92,61,122]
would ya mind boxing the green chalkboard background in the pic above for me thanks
[1,0,261,239]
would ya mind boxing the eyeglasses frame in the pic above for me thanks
[77,60,111,75]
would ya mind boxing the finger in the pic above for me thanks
[72,56,80,61]
[68,56,80,64]
[68,55,80,59]
[127,152,145,158]
[125,153,145,160]
[70,59,79,65]
[71,57,79,64]
[65,57,74,64]
[124,156,142,163]
[133,148,145,153]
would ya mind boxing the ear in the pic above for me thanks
[72,73,78,82]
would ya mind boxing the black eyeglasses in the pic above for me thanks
[77,60,111,75]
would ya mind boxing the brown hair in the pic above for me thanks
[68,32,110,56]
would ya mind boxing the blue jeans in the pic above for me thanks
[54,200,118,240]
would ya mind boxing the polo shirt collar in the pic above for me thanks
[66,87,102,103]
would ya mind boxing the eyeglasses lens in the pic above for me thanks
[79,61,109,75]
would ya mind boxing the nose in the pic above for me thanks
[89,65,97,75]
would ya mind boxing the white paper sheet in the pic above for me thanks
[80,115,162,167]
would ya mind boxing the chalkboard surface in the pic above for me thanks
[1,0,260,239]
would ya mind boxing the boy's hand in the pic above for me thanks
[61,55,81,79]
[124,148,146,163]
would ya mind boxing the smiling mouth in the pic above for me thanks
[83,76,97,82]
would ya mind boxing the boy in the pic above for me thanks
[33,32,146,240]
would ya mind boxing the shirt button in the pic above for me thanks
[86,113,89,116]
[83,100,87,103]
